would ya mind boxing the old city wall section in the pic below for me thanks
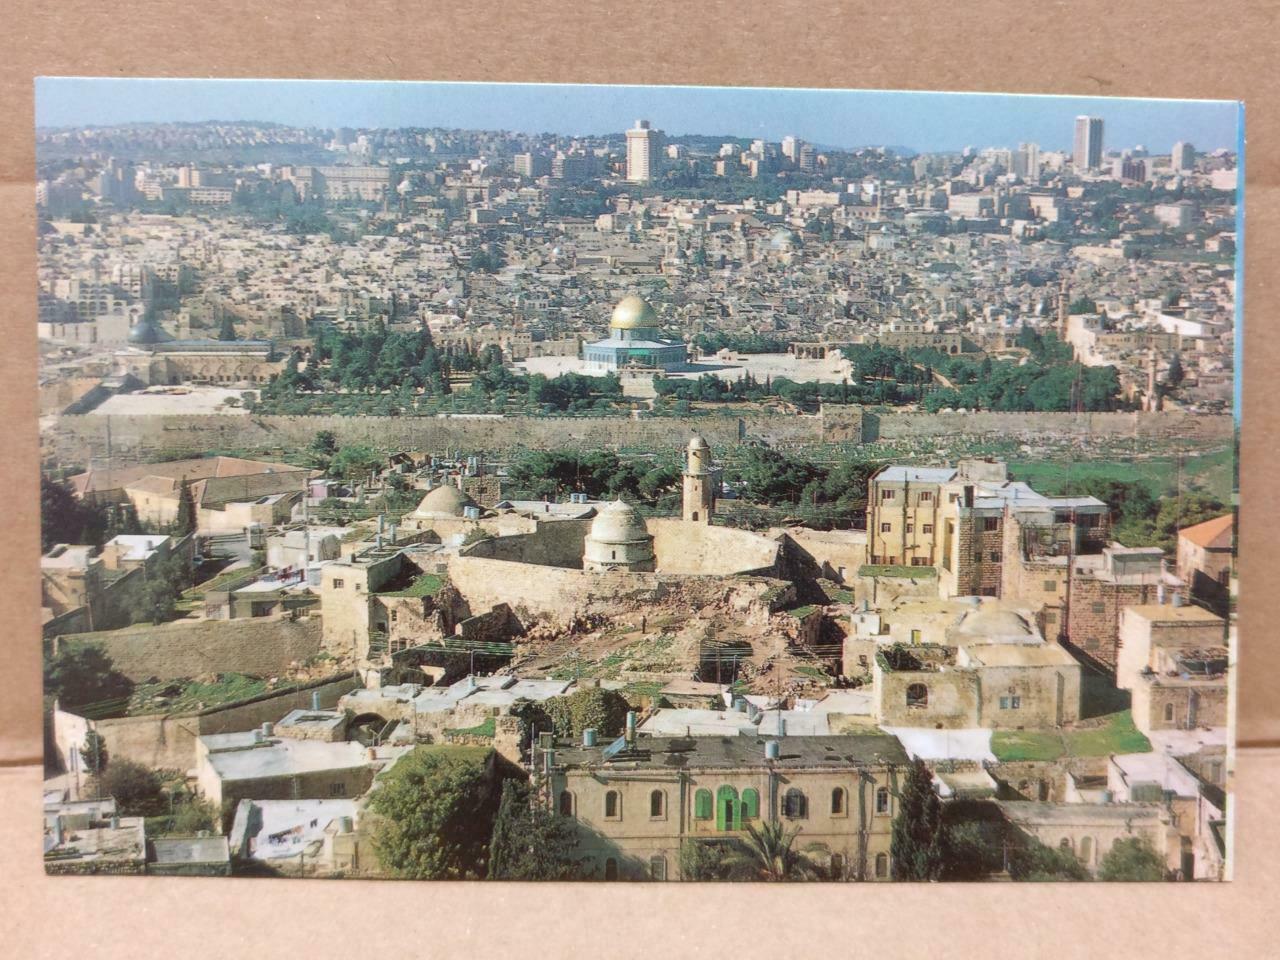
[43,408,1232,465]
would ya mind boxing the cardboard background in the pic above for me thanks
[1,2,1275,955]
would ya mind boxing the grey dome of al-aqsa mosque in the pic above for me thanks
[128,314,174,345]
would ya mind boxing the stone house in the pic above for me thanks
[547,733,910,881]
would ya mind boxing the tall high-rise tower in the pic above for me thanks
[1073,116,1104,172]
[1172,141,1196,173]
[682,434,716,523]
[626,119,662,183]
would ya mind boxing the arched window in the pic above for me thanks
[1059,837,1074,854]
[1080,836,1094,865]
[716,785,740,831]
[694,788,713,820]
[783,788,808,820]
[604,790,621,819]
[604,857,618,881]
[649,855,667,881]
[831,787,847,816]
[906,683,929,708]
[558,791,574,816]
[741,788,760,821]
[650,789,665,819]
[874,853,889,879]
[1164,702,1175,723]
[691,511,699,521]
[875,787,890,815]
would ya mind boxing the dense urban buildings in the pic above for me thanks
[37,98,1237,884]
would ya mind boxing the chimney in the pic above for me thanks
[625,711,637,743]
[963,485,975,508]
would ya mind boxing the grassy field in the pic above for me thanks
[126,672,269,716]
[1066,710,1151,757]
[991,729,1065,762]
[1007,447,1234,504]
[991,710,1152,762]
[443,716,497,738]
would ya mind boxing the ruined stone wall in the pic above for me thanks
[649,519,780,576]
[52,615,324,682]
[463,518,591,568]
[445,555,664,621]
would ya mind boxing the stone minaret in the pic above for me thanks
[682,434,715,523]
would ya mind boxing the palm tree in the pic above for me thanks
[724,821,816,881]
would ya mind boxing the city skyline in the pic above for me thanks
[35,79,1241,155]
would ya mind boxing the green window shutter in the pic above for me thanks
[695,789,711,820]
[716,785,737,832]
[741,788,760,820]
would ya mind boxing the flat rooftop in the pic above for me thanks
[554,733,909,771]
[200,735,399,783]
[961,643,1078,668]
[1125,604,1225,625]
[997,801,1165,825]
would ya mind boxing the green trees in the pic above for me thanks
[308,430,338,470]
[487,778,583,880]
[1098,837,1167,881]
[44,644,133,709]
[217,314,237,341]
[890,758,946,881]
[722,821,816,881]
[40,476,142,551]
[368,747,501,880]
[79,730,109,775]
[1167,352,1185,387]
[678,839,737,881]
[91,759,166,816]
[174,477,196,536]
[326,444,383,483]
[542,688,631,740]
[1008,838,1091,881]
[136,556,191,625]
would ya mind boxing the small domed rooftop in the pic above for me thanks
[413,484,478,519]
[588,500,651,544]
[687,434,709,451]
[610,295,658,331]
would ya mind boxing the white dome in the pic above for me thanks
[413,484,477,519]
[588,500,650,544]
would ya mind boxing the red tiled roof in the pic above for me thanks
[1179,513,1233,550]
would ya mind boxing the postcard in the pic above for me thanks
[36,79,1239,882]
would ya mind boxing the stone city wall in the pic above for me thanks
[44,409,1230,466]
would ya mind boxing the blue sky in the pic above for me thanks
[35,79,1241,154]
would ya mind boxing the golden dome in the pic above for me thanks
[610,295,658,330]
